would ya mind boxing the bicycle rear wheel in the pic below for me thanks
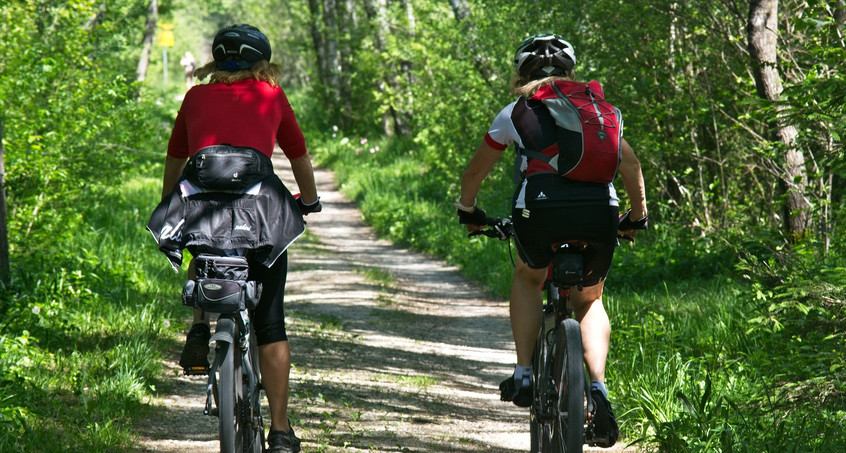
[551,318,586,452]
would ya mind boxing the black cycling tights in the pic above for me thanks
[249,251,289,346]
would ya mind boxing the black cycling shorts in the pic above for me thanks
[512,205,618,287]
[248,252,289,346]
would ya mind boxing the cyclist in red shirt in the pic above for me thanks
[160,24,318,453]
[456,34,648,448]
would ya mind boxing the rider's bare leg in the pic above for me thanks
[259,340,293,432]
[510,256,547,366]
[569,282,610,383]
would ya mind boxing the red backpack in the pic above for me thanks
[520,80,622,184]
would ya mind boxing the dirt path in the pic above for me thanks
[134,156,628,452]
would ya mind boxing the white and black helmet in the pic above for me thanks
[212,24,271,65]
[513,34,576,78]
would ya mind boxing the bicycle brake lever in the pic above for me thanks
[493,224,508,241]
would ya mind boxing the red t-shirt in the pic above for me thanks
[167,79,307,160]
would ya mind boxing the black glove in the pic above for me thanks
[618,209,648,230]
[457,206,488,226]
[297,197,323,215]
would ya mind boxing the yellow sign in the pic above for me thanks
[158,22,174,47]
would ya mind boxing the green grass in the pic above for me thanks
[355,266,396,288]
[0,167,186,452]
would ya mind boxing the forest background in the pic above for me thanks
[0,0,844,452]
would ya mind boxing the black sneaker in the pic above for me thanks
[179,323,210,373]
[499,374,532,408]
[267,427,301,453]
[588,389,619,448]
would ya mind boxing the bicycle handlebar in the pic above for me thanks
[467,216,636,242]
[467,217,514,241]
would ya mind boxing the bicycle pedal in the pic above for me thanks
[183,366,210,376]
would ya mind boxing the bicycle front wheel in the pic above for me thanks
[551,318,586,452]
[530,311,558,453]
[243,330,264,453]
[215,318,246,453]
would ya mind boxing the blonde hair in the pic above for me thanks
[510,71,575,97]
[194,60,282,87]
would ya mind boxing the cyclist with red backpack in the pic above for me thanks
[456,34,648,447]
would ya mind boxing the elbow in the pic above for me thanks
[620,153,642,177]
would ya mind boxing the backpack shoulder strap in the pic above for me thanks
[518,146,552,163]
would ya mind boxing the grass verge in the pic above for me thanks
[0,168,186,452]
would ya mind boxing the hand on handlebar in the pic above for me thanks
[294,193,322,215]
[467,216,513,241]
[456,206,488,232]
[617,209,648,242]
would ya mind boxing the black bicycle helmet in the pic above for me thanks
[212,24,271,65]
[513,34,576,78]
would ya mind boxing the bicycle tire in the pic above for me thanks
[530,312,555,453]
[215,317,245,453]
[243,329,264,453]
[551,318,586,452]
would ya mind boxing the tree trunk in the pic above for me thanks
[136,0,158,83]
[448,0,495,85]
[392,0,415,136]
[0,115,9,282]
[322,0,341,108]
[363,0,387,50]
[308,0,327,83]
[338,0,356,126]
[747,0,810,236]
[833,0,846,24]
[448,0,470,21]
[363,0,394,135]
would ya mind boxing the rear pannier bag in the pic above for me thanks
[181,254,262,312]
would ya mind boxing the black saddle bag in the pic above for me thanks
[552,253,584,288]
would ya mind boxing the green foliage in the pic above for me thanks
[733,233,846,415]
[0,170,185,451]
[0,0,844,451]
[0,1,185,450]
[1,0,170,252]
